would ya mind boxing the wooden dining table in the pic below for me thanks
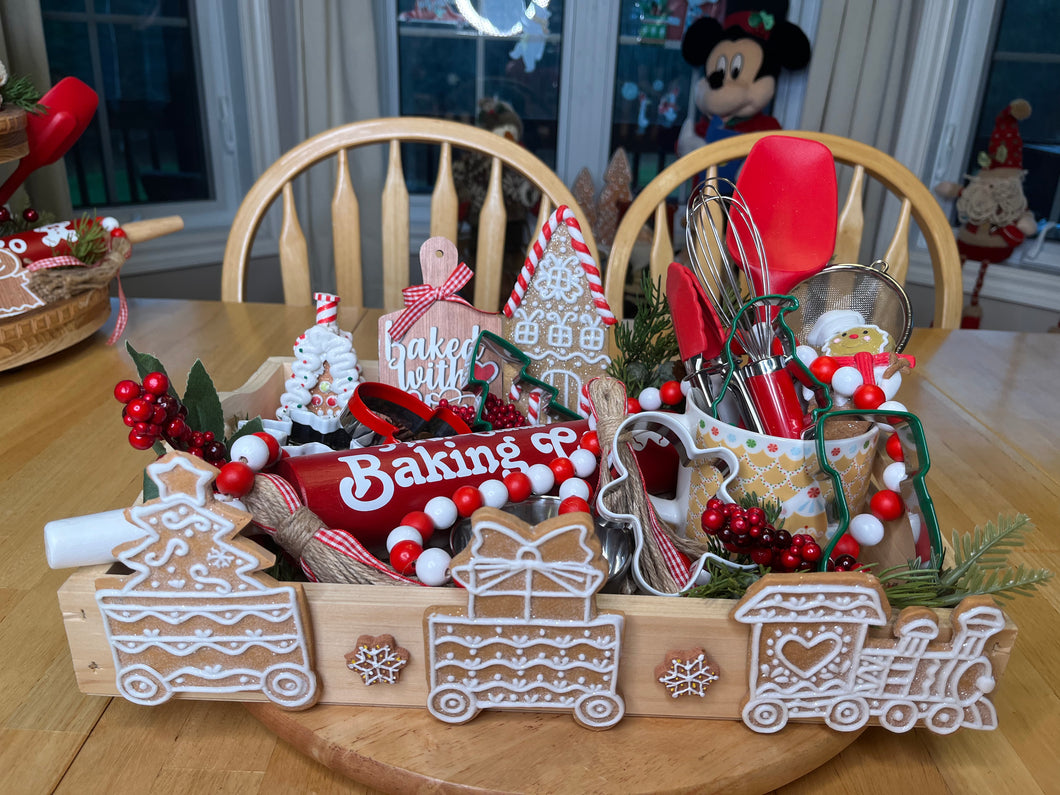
[2,298,1057,794]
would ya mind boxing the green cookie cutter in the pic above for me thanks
[812,408,943,573]
[463,330,579,431]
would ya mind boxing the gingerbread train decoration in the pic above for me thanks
[43,191,1042,738]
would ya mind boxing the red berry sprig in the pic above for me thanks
[700,496,822,573]
[113,371,228,465]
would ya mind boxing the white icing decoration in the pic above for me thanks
[95,453,318,709]
[733,576,1005,734]
[278,322,362,432]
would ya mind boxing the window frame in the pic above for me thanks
[45,0,279,275]
[893,0,1060,313]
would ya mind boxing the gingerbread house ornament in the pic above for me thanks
[502,206,615,415]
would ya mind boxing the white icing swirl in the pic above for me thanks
[277,323,363,432]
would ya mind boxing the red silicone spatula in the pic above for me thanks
[0,77,98,206]
[726,135,838,296]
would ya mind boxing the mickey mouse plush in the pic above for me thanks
[677,1,811,178]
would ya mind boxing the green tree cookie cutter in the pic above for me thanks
[463,330,579,431]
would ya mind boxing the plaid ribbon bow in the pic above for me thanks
[388,260,474,341]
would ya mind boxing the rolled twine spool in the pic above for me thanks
[242,472,418,587]
[589,377,684,594]
[26,236,130,303]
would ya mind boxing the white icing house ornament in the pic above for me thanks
[277,292,363,446]
[502,206,615,415]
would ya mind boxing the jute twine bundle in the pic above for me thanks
[589,377,682,594]
[27,236,130,303]
[242,473,417,587]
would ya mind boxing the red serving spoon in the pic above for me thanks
[726,135,838,296]
[0,77,98,206]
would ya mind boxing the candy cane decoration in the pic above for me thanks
[314,292,339,328]
[526,388,543,426]
[502,205,615,326]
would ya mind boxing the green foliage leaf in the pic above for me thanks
[227,417,265,449]
[142,468,159,502]
[125,341,168,384]
[606,273,680,396]
[182,359,225,440]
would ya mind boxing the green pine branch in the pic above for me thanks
[606,272,680,396]
[1,75,45,113]
[876,513,1053,608]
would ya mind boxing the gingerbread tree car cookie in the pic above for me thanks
[94,452,319,709]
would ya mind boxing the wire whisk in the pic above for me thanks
[685,178,773,359]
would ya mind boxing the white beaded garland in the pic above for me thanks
[229,434,272,471]
[415,547,452,586]
[424,496,458,530]
[882,461,908,492]
[558,477,591,501]
[568,448,598,479]
[875,366,903,400]
[637,386,662,411]
[849,513,885,546]
[874,400,908,432]
[386,525,423,553]
[831,366,864,397]
[795,345,818,367]
[478,479,509,508]
[526,464,555,495]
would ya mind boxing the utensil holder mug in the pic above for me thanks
[649,400,879,546]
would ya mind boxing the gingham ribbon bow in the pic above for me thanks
[388,261,474,341]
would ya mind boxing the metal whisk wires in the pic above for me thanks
[685,178,773,359]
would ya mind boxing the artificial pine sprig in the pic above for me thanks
[58,214,109,264]
[685,559,769,600]
[876,513,1052,608]
[606,272,680,396]
[1,74,45,113]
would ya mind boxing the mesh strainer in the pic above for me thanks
[786,260,913,353]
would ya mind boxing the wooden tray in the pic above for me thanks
[0,285,110,372]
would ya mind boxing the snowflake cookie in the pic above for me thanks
[655,647,719,698]
[345,634,410,686]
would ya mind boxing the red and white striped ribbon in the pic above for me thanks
[503,205,616,326]
[26,248,134,345]
[388,261,474,341]
[253,474,421,585]
[314,292,339,326]
[24,255,84,271]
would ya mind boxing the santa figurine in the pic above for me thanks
[936,99,1037,328]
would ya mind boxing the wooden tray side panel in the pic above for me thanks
[59,565,1016,723]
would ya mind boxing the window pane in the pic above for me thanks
[42,1,211,208]
[396,0,564,191]
[611,0,721,190]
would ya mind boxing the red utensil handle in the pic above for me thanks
[744,368,805,439]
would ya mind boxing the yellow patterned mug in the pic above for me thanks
[680,410,878,545]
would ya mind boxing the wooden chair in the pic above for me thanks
[221,116,598,312]
[604,130,963,329]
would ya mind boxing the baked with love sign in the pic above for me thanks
[378,237,501,407]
